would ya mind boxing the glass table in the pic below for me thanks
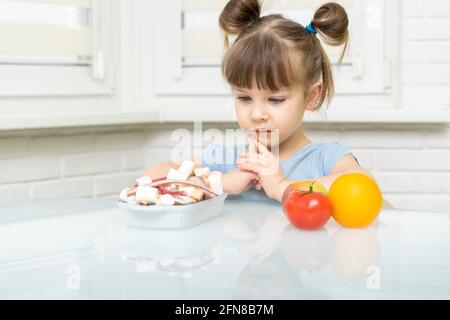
[0,197,449,299]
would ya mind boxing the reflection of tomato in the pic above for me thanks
[282,189,333,230]
[281,226,333,270]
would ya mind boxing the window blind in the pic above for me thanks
[0,0,92,65]
[182,0,354,67]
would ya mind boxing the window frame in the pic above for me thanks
[2,0,446,130]
[153,0,390,97]
[0,0,116,100]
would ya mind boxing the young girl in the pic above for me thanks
[145,0,373,203]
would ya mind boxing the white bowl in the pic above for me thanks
[118,193,228,229]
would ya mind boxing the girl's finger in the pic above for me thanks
[237,154,269,166]
[238,166,259,179]
[240,154,279,176]
[240,151,270,160]
[249,138,258,154]
[238,162,261,174]
[242,170,258,180]
[245,152,268,162]
[255,140,271,156]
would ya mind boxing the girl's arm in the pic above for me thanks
[144,161,257,195]
[273,155,374,202]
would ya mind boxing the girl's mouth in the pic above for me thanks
[254,128,274,132]
[248,128,277,152]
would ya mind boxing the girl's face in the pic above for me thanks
[232,83,308,146]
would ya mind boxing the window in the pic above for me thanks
[153,0,391,98]
[0,0,115,97]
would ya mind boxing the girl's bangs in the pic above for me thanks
[222,36,300,92]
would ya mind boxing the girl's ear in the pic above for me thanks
[305,82,323,111]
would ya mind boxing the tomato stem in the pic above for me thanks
[309,181,315,193]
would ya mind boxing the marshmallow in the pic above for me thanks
[157,194,175,206]
[179,187,204,201]
[177,160,195,180]
[207,173,224,195]
[135,176,152,186]
[119,188,130,202]
[136,186,159,203]
[179,186,194,196]
[174,196,196,205]
[188,176,208,187]
[126,195,138,205]
[194,167,210,177]
[190,188,204,201]
[120,188,139,204]
[127,187,138,196]
[167,168,180,180]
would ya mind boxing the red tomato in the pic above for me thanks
[282,189,333,230]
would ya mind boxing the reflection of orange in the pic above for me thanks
[330,228,380,280]
[328,174,382,228]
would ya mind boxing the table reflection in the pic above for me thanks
[0,198,448,299]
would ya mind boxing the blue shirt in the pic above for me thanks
[201,142,354,202]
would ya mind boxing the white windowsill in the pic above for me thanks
[303,109,450,124]
[0,108,448,131]
[0,111,159,131]
[159,108,450,124]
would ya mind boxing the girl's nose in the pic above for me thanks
[251,104,269,122]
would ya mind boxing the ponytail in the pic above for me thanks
[311,2,350,108]
[219,0,262,49]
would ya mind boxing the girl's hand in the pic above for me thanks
[222,167,260,195]
[236,138,288,201]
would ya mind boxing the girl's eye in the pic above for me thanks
[237,96,252,102]
[269,98,285,104]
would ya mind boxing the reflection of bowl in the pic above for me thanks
[119,216,225,275]
[330,228,381,280]
[119,215,224,258]
[281,226,333,271]
[118,193,227,229]
[122,250,215,275]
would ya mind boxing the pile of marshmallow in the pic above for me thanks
[119,160,224,206]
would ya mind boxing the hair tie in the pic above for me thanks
[305,22,317,34]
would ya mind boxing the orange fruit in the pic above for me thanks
[328,173,382,228]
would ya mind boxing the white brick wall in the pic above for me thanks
[0,0,449,212]
[30,178,93,199]
[62,152,121,177]
[0,157,60,183]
